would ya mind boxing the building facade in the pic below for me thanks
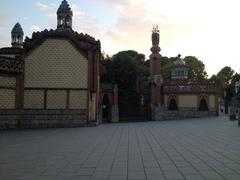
[140,26,219,120]
[0,0,101,129]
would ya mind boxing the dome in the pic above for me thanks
[11,23,24,36]
[171,54,189,80]
[57,0,73,16]
[173,54,186,66]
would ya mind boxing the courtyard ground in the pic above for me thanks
[0,116,240,180]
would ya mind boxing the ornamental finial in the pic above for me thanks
[152,25,159,33]
[151,25,160,48]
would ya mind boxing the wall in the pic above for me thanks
[209,95,216,108]
[24,38,88,110]
[0,109,95,129]
[24,39,88,89]
[178,95,197,108]
[163,94,218,120]
[0,76,16,109]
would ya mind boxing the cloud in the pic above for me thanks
[30,25,41,32]
[71,4,98,24]
[98,0,198,56]
[0,14,7,27]
[35,2,56,18]
[0,34,9,47]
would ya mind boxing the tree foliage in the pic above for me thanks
[216,66,235,87]
[100,50,149,112]
[184,56,208,81]
[209,66,237,102]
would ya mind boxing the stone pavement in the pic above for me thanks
[0,116,240,180]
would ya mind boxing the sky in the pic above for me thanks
[0,0,240,76]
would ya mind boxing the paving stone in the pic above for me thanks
[128,171,146,180]
[76,168,95,176]
[109,175,127,180]
[184,174,205,180]
[1,116,240,180]
[223,174,240,180]
[146,174,165,180]
[163,170,184,179]
[200,170,225,179]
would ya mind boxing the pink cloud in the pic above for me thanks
[35,2,56,18]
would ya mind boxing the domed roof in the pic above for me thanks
[173,54,186,66]
[57,0,73,16]
[11,23,24,35]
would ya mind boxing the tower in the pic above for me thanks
[57,0,73,30]
[149,26,163,120]
[11,23,24,48]
[171,54,189,80]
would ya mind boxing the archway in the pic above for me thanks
[199,99,208,111]
[168,99,178,111]
[102,94,110,123]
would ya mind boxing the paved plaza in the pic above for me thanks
[0,116,240,180]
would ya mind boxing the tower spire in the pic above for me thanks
[149,25,163,121]
[11,22,24,48]
[57,0,73,30]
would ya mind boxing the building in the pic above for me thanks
[0,0,101,129]
[139,26,219,120]
[235,80,240,94]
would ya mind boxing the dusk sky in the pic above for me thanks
[0,0,239,76]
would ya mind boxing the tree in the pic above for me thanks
[184,56,208,81]
[216,66,235,88]
[100,50,149,118]
[210,66,235,104]
[160,56,174,80]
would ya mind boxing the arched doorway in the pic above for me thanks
[168,99,178,111]
[102,94,110,123]
[199,99,208,111]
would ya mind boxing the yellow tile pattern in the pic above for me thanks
[178,95,197,108]
[0,76,16,87]
[69,90,87,109]
[24,90,44,109]
[24,39,88,88]
[0,89,15,109]
[209,95,216,108]
[47,90,67,109]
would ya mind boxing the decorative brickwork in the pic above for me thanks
[0,56,23,74]
[24,39,88,89]
[24,90,44,109]
[0,89,16,109]
[0,0,101,129]
[0,76,16,87]
[69,90,87,109]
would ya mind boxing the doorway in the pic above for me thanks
[102,94,111,123]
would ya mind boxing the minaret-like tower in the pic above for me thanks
[149,25,163,120]
[150,26,161,76]
[11,23,24,48]
[171,54,189,80]
[57,0,73,30]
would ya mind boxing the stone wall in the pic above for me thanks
[0,109,95,129]
[163,108,217,120]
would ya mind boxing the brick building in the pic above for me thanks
[139,26,219,120]
[0,0,101,128]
